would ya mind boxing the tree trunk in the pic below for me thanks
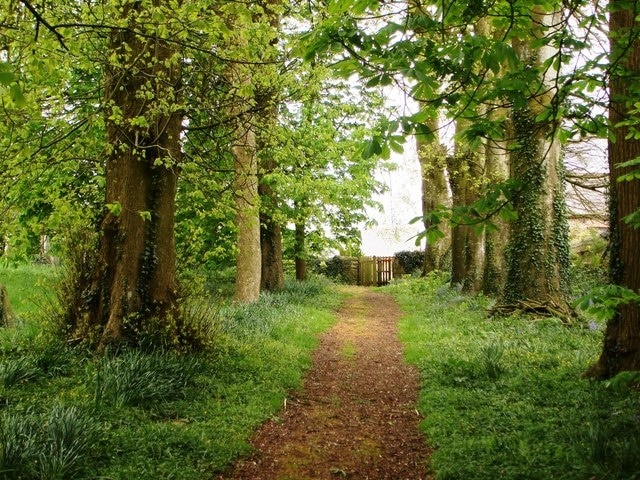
[482,137,510,295]
[448,120,485,293]
[232,121,262,302]
[588,1,640,378]
[71,3,183,350]
[416,128,451,275]
[503,9,570,310]
[259,156,285,291]
[256,0,285,292]
[295,220,307,282]
[504,108,570,306]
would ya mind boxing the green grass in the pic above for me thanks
[0,265,56,321]
[389,273,640,480]
[0,268,342,479]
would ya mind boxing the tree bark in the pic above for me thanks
[71,1,182,350]
[503,9,570,309]
[504,108,570,306]
[232,118,262,302]
[482,136,510,295]
[588,1,640,378]
[256,0,285,292]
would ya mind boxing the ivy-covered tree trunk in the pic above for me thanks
[504,109,570,307]
[72,2,182,349]
[503,9,570,311]
[416,128,451,275]
[588,0,640,378]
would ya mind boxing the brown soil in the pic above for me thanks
[216,286,432,480]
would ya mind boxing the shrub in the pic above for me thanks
[394,250,424,275]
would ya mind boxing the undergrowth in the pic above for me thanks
[0,268,340,479]
[390,273,640,480]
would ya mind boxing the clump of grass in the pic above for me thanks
[0,357,40,388]
[0,411,39,478]
[0,406,97,480]
[92,350,202,408]
[479,341,505,380]
[38,405,98,480]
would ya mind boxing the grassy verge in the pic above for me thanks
[389,273,640,480]
[0,268,341,479]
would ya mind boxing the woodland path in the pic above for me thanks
[216,286,432,480]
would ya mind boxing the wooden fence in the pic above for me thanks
[358,256,395,286]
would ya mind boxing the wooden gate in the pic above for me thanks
[358,256,394,286]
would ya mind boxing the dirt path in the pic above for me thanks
[217,286,431,480]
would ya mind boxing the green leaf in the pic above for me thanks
[0,62,16,85]
[106,202,122,217]
[426,227,445,244]
[9,84,26,107]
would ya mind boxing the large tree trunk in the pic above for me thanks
[416,128,451,275]
[503,8,570,310]
[504,108,570,307]
[72,2,182,350]
[588,1,640,378]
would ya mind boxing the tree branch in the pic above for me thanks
[18,0,69,51]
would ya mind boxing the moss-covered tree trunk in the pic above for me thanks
[588,0,640,378]
[72,1,182,349]
[504,115,570,306]
[416,125,451,275]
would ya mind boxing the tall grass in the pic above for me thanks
[390,273,640,480]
